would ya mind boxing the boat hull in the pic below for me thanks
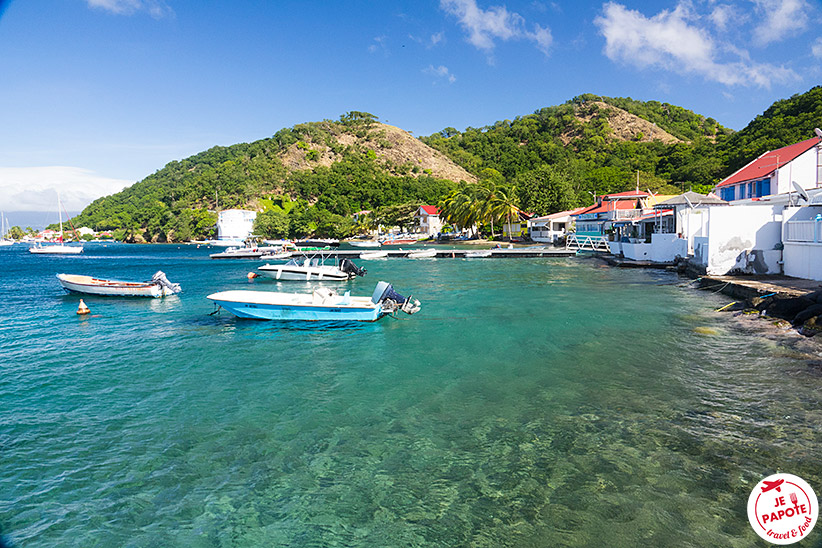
[30,245,83,255]
[257,264,351,281]
[57,274,171,297]
[407,249,437,258]
[207,290,383,321]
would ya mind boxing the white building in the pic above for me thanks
[528,208,585,243]
[415,205,443,236]
[715,137,821,201]
[216,209,257,242]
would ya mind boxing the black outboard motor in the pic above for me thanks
[339,258,366,278]
[371,281,421,315]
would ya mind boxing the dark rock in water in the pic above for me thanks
[767,296,815,320]
[805,289,822,304]
[793,304,822,325]
[751,295,776,310]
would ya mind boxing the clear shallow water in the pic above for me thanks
[1,243,821,547]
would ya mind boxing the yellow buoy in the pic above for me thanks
[247,272,258,279]
[77,299,90,315]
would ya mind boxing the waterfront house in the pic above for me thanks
[714,137,821,202]
[568,191,649,250]
[500,211,533,239]
[528,207,586,244]
[415,205,442,236]
[611,192,728,263]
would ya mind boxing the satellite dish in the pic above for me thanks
[815,127,822,139]
[792,181,809,203]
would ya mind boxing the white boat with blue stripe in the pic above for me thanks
[207,281,420,322]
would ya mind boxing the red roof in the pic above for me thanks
[716,137,820,188]
[420,205,439,215]
[603,190,650,199]
[575,199,639,216]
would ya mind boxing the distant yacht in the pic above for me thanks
[29,193,83,255]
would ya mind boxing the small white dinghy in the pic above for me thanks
[406,248,437,259]
[359,250,388,260]
[207,281,421,322]
[57,271,181,298]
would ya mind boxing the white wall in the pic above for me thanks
[703,204,783,275]
[782,205,822,280]
[774,146,820,194]
[620,233,687,262]
[217,209,257,241]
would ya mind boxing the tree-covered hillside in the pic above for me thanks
[68,87,822,241]
[71,112,460,242]
[420,89,821,216]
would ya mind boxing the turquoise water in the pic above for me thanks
[2,243,821,547]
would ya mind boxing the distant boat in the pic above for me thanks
[349,240,381,248]
[359,250,388,260]
[465,250,492,258]
[207,281,421,322]
[0,212,12,246]
[209,245,263,259]
[57,271,181,298]
[406,248,437,259]
[381,238,420,246]
[295,238,340,248]
[30,192,83,255]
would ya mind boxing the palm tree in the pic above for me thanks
[492,186,523,241]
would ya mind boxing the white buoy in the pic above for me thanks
[77,299,90,315]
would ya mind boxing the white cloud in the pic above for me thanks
[709,4,739,31]
[86,0,173,18]
[424,65,457,83]
[813,37,822,58]
[368,36,389,55]
[751,0,810,46]
[594,2,798,87]
[440,0,552,57]
[0,167,131,212]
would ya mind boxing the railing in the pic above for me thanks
[566,234,610,252]
[785,220,822,243]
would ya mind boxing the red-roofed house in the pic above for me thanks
[715,137,822,201]
[415,205,443,236]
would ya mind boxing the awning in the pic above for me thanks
[612,210,672,226]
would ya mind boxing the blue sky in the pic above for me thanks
[0,0,820,213]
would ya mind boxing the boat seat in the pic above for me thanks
[312,287,336,305]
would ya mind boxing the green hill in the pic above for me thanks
[69,87,822,241]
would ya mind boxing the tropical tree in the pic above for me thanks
[492,186,523,240]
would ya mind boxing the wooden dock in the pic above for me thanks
[301,248,576,259]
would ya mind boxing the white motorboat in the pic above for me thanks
[57,271,181,298]
[406,248,437,259]
[465,250,492,258]
[349,240,381,248]
[259,251,292,260]
[257,257,366,281]
[359,250,388,260]
[207,281,420,322]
